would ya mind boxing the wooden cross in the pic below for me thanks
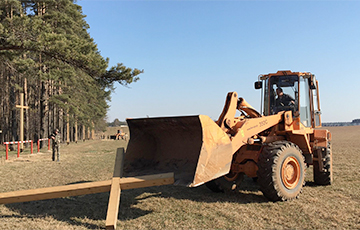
[0,148,174,230]
[16,93,29,150]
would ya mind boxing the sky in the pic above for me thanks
[77,0,360,123]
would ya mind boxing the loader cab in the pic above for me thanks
[255,70,322,128]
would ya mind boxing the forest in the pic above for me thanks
[0,0,142,145]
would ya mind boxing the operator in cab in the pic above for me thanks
[274,87,296,114]
[275,87,295,107]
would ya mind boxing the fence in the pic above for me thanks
[4,140,33,160]
[37,138,50,153]
[3,138,50,160]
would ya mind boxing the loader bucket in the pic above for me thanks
[124,115,234,187]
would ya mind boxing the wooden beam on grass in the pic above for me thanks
[105,148,174,230]
[105,174,174,230]
[106,177,121,230]
[105,148,124,230]
[0,147,174,230]
[119,173,174,190]
[0,173,174,205]
[112,148,124,178]
[0,180,112,205]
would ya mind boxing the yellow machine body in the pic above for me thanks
[124,71,332,201]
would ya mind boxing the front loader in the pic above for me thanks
[124,70,332,201]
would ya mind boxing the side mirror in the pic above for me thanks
[254,81,262,89]
[309,75,317,90]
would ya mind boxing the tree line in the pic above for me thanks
[107,118,127,127]
[0,0,142,146]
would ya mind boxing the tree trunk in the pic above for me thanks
[82,124,86,141]
[40,81,49,145]
[10,78,18,143]
[66,110,69,144]
[75,120,78,143]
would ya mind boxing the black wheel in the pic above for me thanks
[257,141,306,201]
[313,142,333,185]
[205,172,244,193]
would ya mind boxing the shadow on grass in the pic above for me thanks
[5,193,109,229]
[4,177,267,228]
[305,180,332,188]
[150,176,268,205]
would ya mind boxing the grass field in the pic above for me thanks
[0,126,359,229]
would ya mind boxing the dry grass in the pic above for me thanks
[0,126,359,229]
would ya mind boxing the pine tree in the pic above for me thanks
[0,0,143,145]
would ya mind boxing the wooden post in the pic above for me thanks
[16,93,29,150]
[24,79,29,148]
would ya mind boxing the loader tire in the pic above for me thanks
[257,141,306,201]
[205,173,244,193]
[313,143,333,185]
